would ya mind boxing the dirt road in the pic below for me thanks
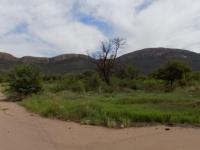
[0,99,200,150]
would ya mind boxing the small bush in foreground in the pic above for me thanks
[7,65,42,100]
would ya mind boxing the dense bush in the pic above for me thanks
[115,65,140,79]
[50,72,121,93]
[51,74,86,93]
[18,61,198,95]
[7,65,42,100]
[0,73,7,83]
[50,73,171,93]
[42,74,63,82]
[83,72,102,91]
[153,60,191,88]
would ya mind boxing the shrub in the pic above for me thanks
[125,79,140,90]
[85,73,102,91]
[0,73,7,83]
[51,78,70,93]
[7,65,42,100]
[115,65,140,79]
[42,74,63,82]
[153,60,191,88]
[141,79,165,92]
[70,81,86,93]
[51,75,86,93]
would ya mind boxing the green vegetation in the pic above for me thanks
[22,89,200,128]
[7,65,42,100]
[1,59,200,128]
[153,60,191,88]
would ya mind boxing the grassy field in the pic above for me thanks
[22,88,200,128]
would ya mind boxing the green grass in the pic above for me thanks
[21,89,200,128]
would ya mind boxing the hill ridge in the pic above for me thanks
[0,47,199,74]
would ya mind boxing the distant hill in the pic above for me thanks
[0,52,19,73]
[118,48,200,73]
[0,52,17,61]
[0,48,199,74]
[39,54,94,74]
[0,53,94,74]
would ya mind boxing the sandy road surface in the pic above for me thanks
[0,96,200,150]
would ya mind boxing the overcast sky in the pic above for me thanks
[0,0,200,57]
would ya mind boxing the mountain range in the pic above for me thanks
[0,47,199,74]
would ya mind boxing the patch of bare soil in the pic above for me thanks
[0,100,200,150]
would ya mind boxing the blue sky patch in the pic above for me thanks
[79,15,113,36]
[13,22,28,34]
[136,0,155,12]
[0,22,29,38]
[72,1,113,37]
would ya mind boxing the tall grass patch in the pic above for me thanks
[22,90,200,128]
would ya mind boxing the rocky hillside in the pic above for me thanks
[0,52,19,73]
[118,48,200,73]
[0,52,17,61]
[0,48,199,74]
[0,53,94,74]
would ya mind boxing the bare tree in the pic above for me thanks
[89,38,126,84]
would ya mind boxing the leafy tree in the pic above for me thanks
[8,65,42,99]
[90,38,126,84]
[153,60,191,88]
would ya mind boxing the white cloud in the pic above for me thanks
[79,0,200,53]
[0,0,106,57]
[0,0,200,57]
